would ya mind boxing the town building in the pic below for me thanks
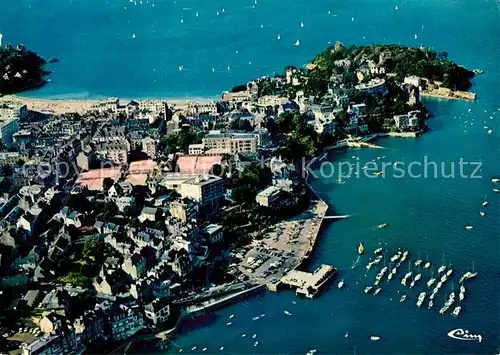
[142,137,157,158]
[255,186,282,207]
[202,131,257,155]
[180,175,224,211]
[200,224,223,244]
[144,298,170,327]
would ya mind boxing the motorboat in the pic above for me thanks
[423,262,431,269]
[374,288,381,295]
[358,243,365,255]
[284,310,292,316]
[427,278,436,288]
[378,223,388,229]
[400,294,407,302]
[446,269,453,277]
[414,274,422,281]
[338,280,345,289]
[370,336,381,341]
[438,265,446,273]
[428,300,434,309]
[414,260,422,267]
[374,248,383,254]
[452,306,461,317]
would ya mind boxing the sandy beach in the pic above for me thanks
[0,95,218,115]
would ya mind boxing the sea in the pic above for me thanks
[2,0,499,353]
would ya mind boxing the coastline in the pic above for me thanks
[0,94,220,115]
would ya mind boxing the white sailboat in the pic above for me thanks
[300,21,304,28]
[277,34,281,40]
[294,39,300,46]
[132,33,136,39]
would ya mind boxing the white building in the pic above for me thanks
[180,175,224,208]
[142,137,157,158]
[255,186,282,207]
[0,106,22,146]
[188,143,204,155]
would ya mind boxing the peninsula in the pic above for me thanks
[0,44,50,95]
[0,42,476,354]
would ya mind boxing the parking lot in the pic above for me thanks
[238,201,327,283]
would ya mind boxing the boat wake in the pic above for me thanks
[351,256,362,269]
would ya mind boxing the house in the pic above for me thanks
[22,334,78,355]
[122,253,147,280]
[200,224,223,244]
[144,298,170,326]
[115,196,135,213]
[93,268,129,296]
[104,304,144,341]
[108,181,133,198]
[65,211,84,228]
[17,211,39,235]
[255,186,283,207]
[73,310,105,347]
[138,206,158,223]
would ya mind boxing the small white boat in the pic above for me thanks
[229,314,234,319]
[488,129,493,134]
[423,262,431,269]
[191,347,197,351]
[260,313,265,317]
[446,269,453,277]
[452,306,461,317]
[394,5,398,10]
[492,178,500,183]
[202,348,207,352]
[414,260,422,267]
[284,310,292,316]
[374,288,381,295]
[465,224,473,230]
[306,350,317,355]
[295,39,300,46]
[338,280,345,289]
[300,21,304,28]
[493,188,500,193]
[370,336,381,341]
[277,34,281,40]
[400,294,407,302]
[427,278,436,288]
[438,265,446,273]
[414,274,422,281]
[374,248,383,254]
[428,300,434,309]
[132,33,136,39]
[254,341,259,347]
[441,275,447,282]
[226,322,232,326]
[364,286,373,294]
[252,334,257,339]
[219,346,224,351]
[252,316,260,321]
[241,334,246,338]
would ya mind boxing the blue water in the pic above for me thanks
[1,0,498,99]
[2,0,499,353]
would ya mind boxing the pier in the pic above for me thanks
[280,264,337,298]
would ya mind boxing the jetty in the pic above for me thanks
[280,264,337,298]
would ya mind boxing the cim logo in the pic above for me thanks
[447,328,483,343]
